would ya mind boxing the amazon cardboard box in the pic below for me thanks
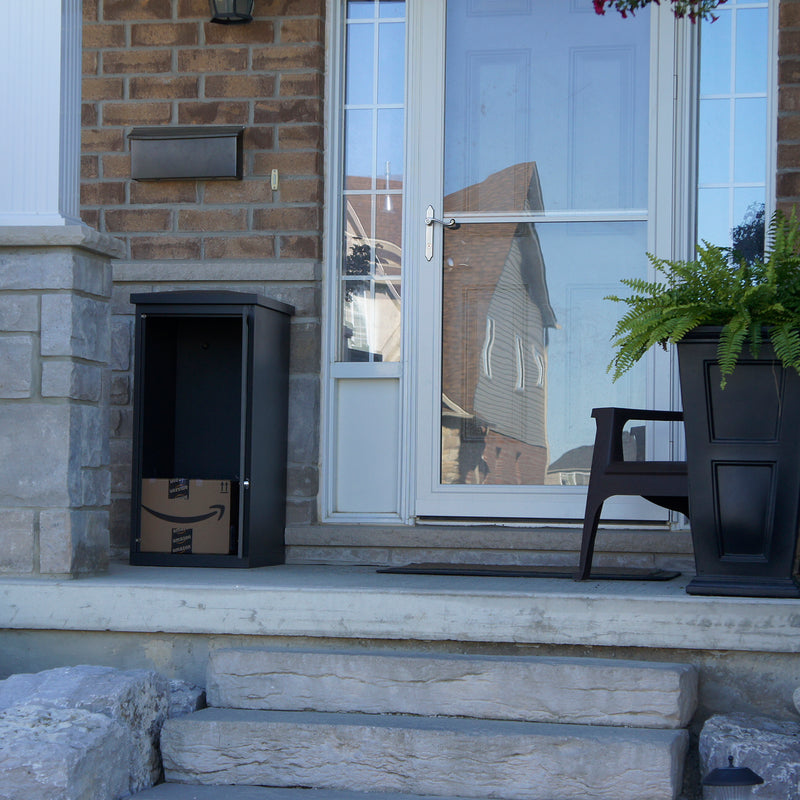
[139,478,238,554]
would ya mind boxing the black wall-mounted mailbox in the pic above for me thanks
[129,126,244,180]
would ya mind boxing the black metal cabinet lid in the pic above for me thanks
[130,290,295,316]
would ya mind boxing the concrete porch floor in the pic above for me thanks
[1,562,799,654]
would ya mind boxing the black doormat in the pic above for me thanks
[377,563,681,581]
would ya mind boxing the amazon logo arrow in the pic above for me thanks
[142,504,225,524]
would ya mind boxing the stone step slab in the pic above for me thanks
[206,648,697,729]
[161,708,689,800]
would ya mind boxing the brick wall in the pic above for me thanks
[778,0,800,209]
[81,0,325,556]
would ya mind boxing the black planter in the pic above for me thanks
[677,327,800,597]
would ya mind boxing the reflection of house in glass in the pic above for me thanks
[440,162,557,486]
[341,175,403,363]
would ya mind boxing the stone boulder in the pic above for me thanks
[0,665,169,794]
[0,704,129,800]
[699,713,800,799]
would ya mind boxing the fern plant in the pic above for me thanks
[607,209,800,387]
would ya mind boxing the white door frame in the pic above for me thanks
[407,1,685,521]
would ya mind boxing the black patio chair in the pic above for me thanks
[575,407,689,580]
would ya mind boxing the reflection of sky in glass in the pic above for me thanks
[346,24,373,104]
[444,3,650,212]
[540,222,649,463]
[378,23,405,103]
[697,0,769,249]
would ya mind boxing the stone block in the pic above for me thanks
[41,361,103,401]
[0,704,129,800]
[41,293,110,362]
[71,404,109,468]
[0,248,112,296]
[110,373,130,405]
[168,679,206,719]
[0,404,70,506]
[82,467,111,507]
[111,316,133,371]
[0,665,170,794]
[0,510,35,573]
[0,295,38,331]
[0,335,33,397]
[39,509,109,574]
[287,375,320,464]
[206,649,698,729]
[162,708,689,800]
[700,713,800,800]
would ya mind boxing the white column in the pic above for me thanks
[0,0,82,226]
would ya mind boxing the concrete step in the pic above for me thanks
[206,647,697,729]
[134,786,480,800]
[161,708,689,800]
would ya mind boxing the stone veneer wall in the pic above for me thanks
[80,0,325,557]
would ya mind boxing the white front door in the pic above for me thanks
[409,0,678,520]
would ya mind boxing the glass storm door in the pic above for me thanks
[411,0,675,520]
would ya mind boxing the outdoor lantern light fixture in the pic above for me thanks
[703,755,764,800]
[209,0,254,24]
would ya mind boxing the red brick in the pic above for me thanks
[102,0,172,21]
[779,142,800,171]
[205,235,276,259]
[244,127,275,150]
[776,170,800,198]
[178,209,249,231]
[83,0,99,22]
[780,58,800,86]
[779,113,800,141]
[131,22,200,46]
[204,75,277,98]
[82,103,98,127]
[83,50,99,76]
[277,177,323,204]
[102,154,132,178]
[780,86,800,112]
[178,48,249,73]
[280,18,324,44]
[102,102,172,125]
[262,0,324,14]
[82,209,101,229]
[252,44,323,71]
[105,209,173,232]
[204,180,274,204]
[253,206,319,231]
[277,124,323,150]
[81,182,126,206]
[130,182,199,204]
[781,29,800,59]
[177,0,207,15]
[781,1,800,28]
[279,72,322,98]
[82,156,100,180]
[279,234,320,259]
[130,76,200,99]
[177,101,249,124]
[82,128,126,152]
[103,50,172,74]
[83,77,125,101]
[83,23,126,48]
[253,151,321,176]
[130,236,202,260]
[203,21,275,45]
[254,98,322,124]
